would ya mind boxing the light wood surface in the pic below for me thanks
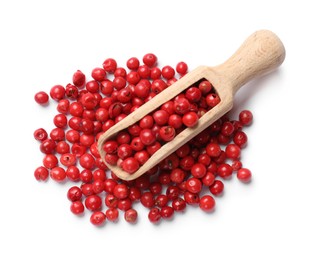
[97,30,285,180]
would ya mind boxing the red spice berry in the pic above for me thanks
[206,142,221,157]
[182,111,199,127]
[176,62,188,75]
[202,171,216,186]
[137,65,151,79]
[139,129,156,145]
[161,65,175,80]
[159,126,175,142]
[57,99,70,114]
[90,211,106,226]
[239,110,253,125]
[79,153,95,169]
[233,131,248,148]
[103,58,117,73]
[160,206,174,219]
[117,144,133,159]
[66,166,80,181]
[237,168,252,182]
[185,87,202,102]
[199,80,212,95]
[91,67,106,81]
[134,82,151,99]
[34,91,49,105]
[166,185,180,200]
[225,144,241,159]
[232,160,243,171]
[72,70,86,88]
[134,150,150,165]
[65,84,79,99]
[85,195,102,211]
[153,110,169,126]
[34,166,49,181]
[122,157,140,174]
[117,198,132,211]
[174,97,190,114]
[184,191,200,205]
[40,139,56,154]
[104,194,118,208]
[168,114,183,129]
[105,208,119,222]
[172,198,186,211]
[191,163,207,178]
[151,79,167,94]
[140,192,154,208]
[34,128,48,142]
[113,184,129,199]
[81,92,98,110]
[103,140,118,154]
[199,195,215,212]
[209,180,224,196]
[217,163,233,179]
[143,53,157,67]
[170,168,186,184]
[43,154,58,169]
[126,57,140,70]
[50,167,66,182]
[148,207,161,223]
[124,209,138,223]
[221,121,235,136]
[70,201,85,215]
[67,186,82,202]
[53,114,67,128]
[186,177,202,194]
[50,85,65,101]
[49,127,65,142]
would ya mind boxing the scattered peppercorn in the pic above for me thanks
[33,54,253,226]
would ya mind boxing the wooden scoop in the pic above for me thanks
[97,29,285,181]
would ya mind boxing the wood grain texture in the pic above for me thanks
[98,30,285,180]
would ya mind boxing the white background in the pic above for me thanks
[0,0,318,259]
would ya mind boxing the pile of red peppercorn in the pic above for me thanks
[34,53,253,226]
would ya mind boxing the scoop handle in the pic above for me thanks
[213,30,285,93]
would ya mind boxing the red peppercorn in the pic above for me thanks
[161,65,175,80]
[237,168,252,182]
[239,110,253,125]
[50,85,65,101]
[34,128,48,142]
[176,62,188,75]
[233,131,248,148]
[91,67,106,81]
[182,111,199,127]
[34,166,49,181]
[124,209,138,223]
[106,208,119,222]
[209,180,224,196]
[186,177,202,194]
[148,207,161,223]
[127,57,140,70]
[122,157,139,174]
[199,195,215,212]
[90,211,106,226]
[143,53,157,67]
[70,201,84,215]
[85,195,102,211]
[140,192,155,208]
[34,91,49,105]
[50,167,66,182]
[67,186,82,202]
[159,126,176,142]
[103,58,117,73]
[225,144,241,159]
